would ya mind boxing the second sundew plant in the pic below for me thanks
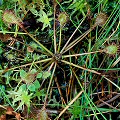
[0,0,120,119]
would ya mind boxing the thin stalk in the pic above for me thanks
[97,95,120,110]
[44,63,57,107]
[112,56,120,67]
[7,46,24,54]
[60,17,86,53]
[22,27,53,56]
[29,59,36,71]
[39,62,55,92]
[61,60,101,75]
[92,68,120,71]
[72,69,107,120]
[42,60,54,71]
[55,90,83,120]
[14,38,51,56]
[2,58,52,73]
[102,76,120,90]
[85,110,119,117]
[62,50,102,58]
[54,3,57,53]
[58,26,62,52]
[101,21,120,46]
[0,31,27,34]
[55,77,66,105]
[0,105,7,110]
[63,25,96,54]
[48,62,55,72]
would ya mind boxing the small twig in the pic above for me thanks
[102,75,120,90]
[55,77,66,105]
[0,104,7,110]
[91,91,120,96]
[97,94,120,112]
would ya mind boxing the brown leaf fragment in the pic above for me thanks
[6,106,14,115]
[0,33,11,42]
[0,115,6,120]
[15,113,21,120]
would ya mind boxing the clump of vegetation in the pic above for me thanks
[0,0,119,120]
[2,10,23,29]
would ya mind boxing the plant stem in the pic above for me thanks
[54,3,57,53]
[62,25,96,54]
[73,69,107,120]
[55,90,83,120]
[48,62,55,72]
[112,56,120,67]
[61,60,101,75]
[44,62,57,107]
[62,50,102,58]
[22,27,53,56]
[102,76,120,90]
[60,17,86,53]
[42,60,54,70]
[14,38,50,56]
[2,58,52,73]
[58,26,62,52]
[0,31,27,34]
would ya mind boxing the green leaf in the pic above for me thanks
[43,71,51,79]
[34,80,40,89]
[28,84,36,91]
[20,69,27,79]
[30,7,38,16]
[33,89,45,100]
[0,85,5,99]
[30,42,39,49]
[30,69,37,74]
[21,69,37,84]
[3,71,13,84]
[37,9,52,30]
[69,100,81,118]
[33,53,40,61]
[37,72,43,78]
[0,48,3,54]
[19,84,27,91]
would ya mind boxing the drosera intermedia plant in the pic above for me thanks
[0,0,120,119]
